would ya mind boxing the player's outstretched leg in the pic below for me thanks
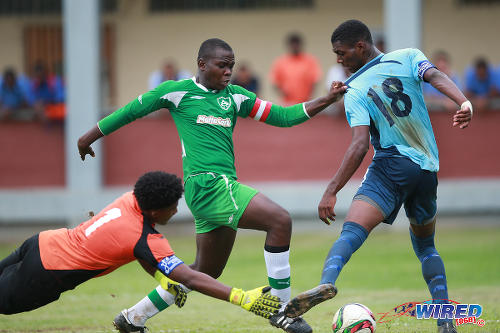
[285,222,368,318]
[113,285,184,331]
[239,193,312,333]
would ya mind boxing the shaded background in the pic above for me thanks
[0,0,499,225]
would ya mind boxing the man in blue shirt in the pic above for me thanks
[284,20,472,333]
[0,68,31,121]
[465,57,500,111]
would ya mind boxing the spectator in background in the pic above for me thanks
[149,59,192,90]
[50,62,65,104]
[231,62,259,95]
[31,61,55,121]
[465,57,500,112]
[423,50,462,112]
[44,61,66,123]
[0,68,31,121]
[270,32,322,105]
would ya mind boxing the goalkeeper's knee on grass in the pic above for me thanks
[229,285,281,319]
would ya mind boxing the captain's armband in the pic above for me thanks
[157,255,184,276]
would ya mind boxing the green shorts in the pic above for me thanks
[184,173,258,234]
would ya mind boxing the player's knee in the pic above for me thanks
[270,208,292,236]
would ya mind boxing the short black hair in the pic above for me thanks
[331,19,373,46]
[197,38,233,61]
[474,57,488,70]
[3,67,16,79]
[287,32,303,45]
[133,171,183,211]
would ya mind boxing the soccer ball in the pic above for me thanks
[332,303,376,333]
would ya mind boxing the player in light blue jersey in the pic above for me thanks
[284,20,472,333]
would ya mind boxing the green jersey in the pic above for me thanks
[98,77,311,180]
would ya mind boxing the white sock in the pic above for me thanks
[126,285,175,327]
[264,249,291,308]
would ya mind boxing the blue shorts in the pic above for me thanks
[354,156,437,225]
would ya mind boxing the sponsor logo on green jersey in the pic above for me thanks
[196,115,232,127]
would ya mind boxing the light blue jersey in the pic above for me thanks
[344,48,439,171]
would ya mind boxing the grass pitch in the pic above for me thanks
[0,222,499,333]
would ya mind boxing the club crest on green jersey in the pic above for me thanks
[217,97,232,110]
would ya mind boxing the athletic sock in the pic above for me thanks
[320,222,369,285]
[264,244,291,309]
[125,285,175,327]
[410,229,451,326]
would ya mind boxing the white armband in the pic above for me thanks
[461,100,473,117]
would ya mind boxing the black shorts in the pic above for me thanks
[0,234,103,314]
[0,234,65,314]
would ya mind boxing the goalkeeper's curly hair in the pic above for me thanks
[133,171,184,211]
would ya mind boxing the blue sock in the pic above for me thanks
[320,222,368,285]
[410,229,450,326]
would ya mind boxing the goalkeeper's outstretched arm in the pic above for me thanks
[167,262,280,318]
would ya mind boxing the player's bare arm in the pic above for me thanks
[424,67,473,129]
[318,125,369,225]
[304,81,347,117]
[77,125,104,160]
[167,263,280,318]
[137,259,156,277]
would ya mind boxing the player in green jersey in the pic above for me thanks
[78,38,346,333]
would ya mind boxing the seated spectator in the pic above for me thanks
[31,61,55,121]
[231,63,259,94]
[45,62,66,122]
[423,50,462,112]
[0,68,32,121]
[50,61,65,104]
[465,57,500,112]
[148,60,192,90]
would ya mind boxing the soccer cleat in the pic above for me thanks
[269,311,312,333]
[284,283,337,318]
[113,309,149,333]
[438,322,458,333]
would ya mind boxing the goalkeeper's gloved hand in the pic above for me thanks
[154,271,189,308]
[229,285,281,319]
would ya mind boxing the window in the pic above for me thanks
[23,24,116,106]
[457,0,500,5]
[149,0,314,12]
[0,0,117,16]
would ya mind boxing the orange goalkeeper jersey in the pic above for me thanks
[38,191,174,277]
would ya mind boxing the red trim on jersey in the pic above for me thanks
[260,102,272,122]
[249,98,262,118]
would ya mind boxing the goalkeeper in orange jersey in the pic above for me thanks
[0,171,280,330]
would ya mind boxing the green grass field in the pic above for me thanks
[0,223,499,333]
